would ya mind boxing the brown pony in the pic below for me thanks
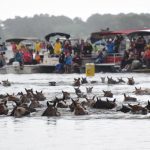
[117,105,131,113]
[107,77,118,84]
[13,107,30,117]
[2,79,11,87]
[62,90,70,99]
[124,93,137,102]
[49,82,56,86]
[128,103,147,115]
[81,77,88,84]
[82,96,96,107]
[93,98,116,109]
[33,91,46,101]
[101,77,105,83]
[103,90,113,98]
[0,101,8,115]
[42,101,61,117]
[133,87,150,95]
[117,77,125,83]
[127,77,135,85]
[86,87,93,93]
[71,99,88,115]
[73,78,81,86]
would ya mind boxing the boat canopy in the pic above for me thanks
[6,37,40,44]
[45,32,70,41]
[90,28,150,43]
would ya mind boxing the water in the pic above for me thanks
[0,73,150,150]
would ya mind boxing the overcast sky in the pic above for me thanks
[1,0,150,21]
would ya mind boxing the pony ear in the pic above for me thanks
[71,99,76,106]
[106,98,109,102]
[124,93,126,97]
[148,100,150,105]
[47,101,50,107]
[4,101,7,105]
[52,101,57,107]
[135,87,137,90]
[92,95,96,100]
[113,99,116,102]
[128,104,132,107]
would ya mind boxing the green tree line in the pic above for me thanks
[0,13,150,40]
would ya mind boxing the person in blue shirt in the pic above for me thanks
[64,52,72,73]
[14,50,23,69]
[106,39,114,53]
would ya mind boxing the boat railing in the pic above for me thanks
[105,53,123,64]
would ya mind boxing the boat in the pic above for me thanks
[0,37,58,74]
[90,28,150,72]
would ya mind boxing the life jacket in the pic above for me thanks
[35,54,41,63]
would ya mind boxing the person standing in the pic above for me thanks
[54,38,62,56]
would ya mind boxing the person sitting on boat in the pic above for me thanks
[47,42,54,55]
[55,51,65,73]
[63,40,72,55]
[54,38,62,57]
[22,48,32,65]
[121,51,134,72]
[106,38,114,54]
[72,52,82,73]
[120,49,130,69]
[94,48,107,64]
[11,42,17,53]
[144,46,150,69]
[35,41,41,52]
[135,36,146,57]
[73,41,80,55]
[34,51,41,64]
[14,49,23,68]
[82,41,93,57]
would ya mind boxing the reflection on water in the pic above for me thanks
[0,73,150,149]
[0,117,150,150]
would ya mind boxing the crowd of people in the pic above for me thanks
[121,36,150,71]
[1,35,150,73]
[50,38,89,73]
[0,38,93,72]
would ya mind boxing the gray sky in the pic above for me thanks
[1,0,150,21]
